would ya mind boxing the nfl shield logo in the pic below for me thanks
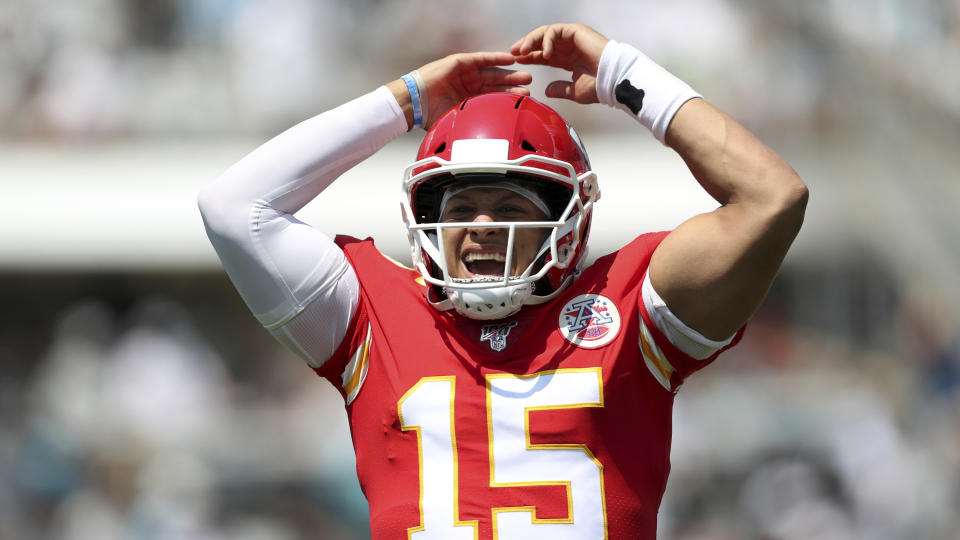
[480,321,519,352]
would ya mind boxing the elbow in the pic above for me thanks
[786,173,809,226]
[771,172,808,237]
[197,178,242,240]
[197,182,222,232]
[197,181,217,216]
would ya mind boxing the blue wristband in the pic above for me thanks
[401,74,422,129]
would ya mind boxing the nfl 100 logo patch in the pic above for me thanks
[558,294,621,348]
[480,321,519,352]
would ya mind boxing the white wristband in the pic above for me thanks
[596,40,701,143]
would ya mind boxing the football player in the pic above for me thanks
[199,23,807,540]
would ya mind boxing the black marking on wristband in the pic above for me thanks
[615,80,645,115]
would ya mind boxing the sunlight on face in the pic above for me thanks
[439,187,550,279]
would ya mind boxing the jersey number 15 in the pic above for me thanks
[397,368,608,540]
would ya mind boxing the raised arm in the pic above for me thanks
[198,53,531,365]
[197,87,406,365]
[653,99,807,339]
[513,23,807,341]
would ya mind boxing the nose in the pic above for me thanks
[467,212,499,238]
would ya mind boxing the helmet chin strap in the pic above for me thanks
[445,281,534,320]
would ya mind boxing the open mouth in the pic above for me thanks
[463,251,508,277]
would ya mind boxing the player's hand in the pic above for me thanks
[511,23,609,104]
[390,52,532,130]
[419,52,533,128]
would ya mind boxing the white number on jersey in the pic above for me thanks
[398,369,607,539]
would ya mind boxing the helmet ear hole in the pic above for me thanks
[434,142,446,154]
[521,140,536,152]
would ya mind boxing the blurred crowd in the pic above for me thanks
[2,0,956,139]
[0,277,372,540]
[2,0,960,539]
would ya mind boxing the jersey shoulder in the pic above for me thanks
[581,231,746,391]
[606,231,670,266]
[317,236,433,398]
[335,235,423,281]
[576,231,670,293]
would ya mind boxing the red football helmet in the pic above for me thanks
[400,92,600,320]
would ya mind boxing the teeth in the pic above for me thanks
[464,252,506,263]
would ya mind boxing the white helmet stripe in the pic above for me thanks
[450,138,509,162]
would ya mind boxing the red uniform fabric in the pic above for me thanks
[316,232,741,540]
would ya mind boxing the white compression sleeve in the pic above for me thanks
[198,86,407,367]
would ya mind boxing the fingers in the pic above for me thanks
[542,25,560,60]
[461,51,517,68]
[417,52,529,99]
[545,80,575,100]
[486,85,531,96]
[470,68,532,96]
[457,53,533,88]
[416,55,533,127]
[511,24,566,58]
[544,77,598,104]
[512,50,570,71]
[510,24,548,56]
[512,51,545,65]
[480,66,532,86]
[510,23,608,73]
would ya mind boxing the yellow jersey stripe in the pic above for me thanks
[342,323,372,404]
[639,319,674,391]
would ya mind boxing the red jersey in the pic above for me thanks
[316,232,741,540]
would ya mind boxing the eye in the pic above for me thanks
[497,202,539,220]
[442,204,475,221]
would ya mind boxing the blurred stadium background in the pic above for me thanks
[2,1,959,539]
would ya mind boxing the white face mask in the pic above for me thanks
[401,152,599,321]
